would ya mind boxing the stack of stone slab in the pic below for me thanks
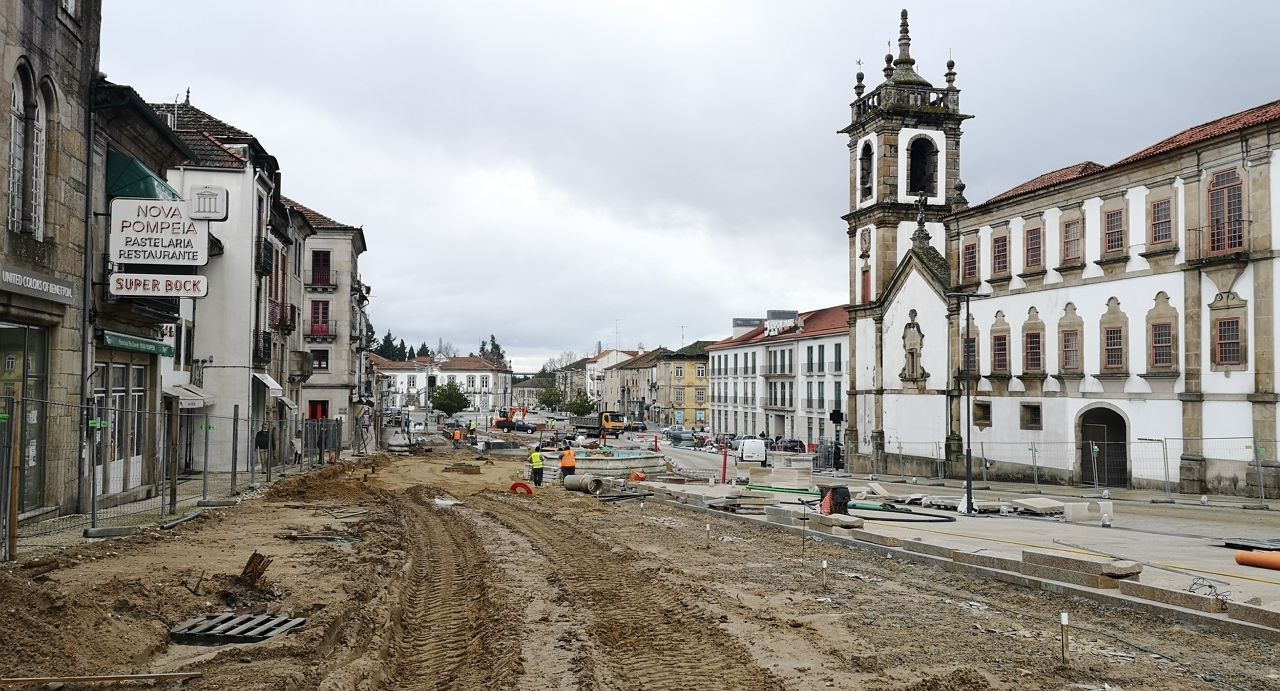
[948,549,1142,589]
[706,490,778,514]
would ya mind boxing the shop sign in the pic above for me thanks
[101,329,175,357]
[188,185,229,221]
[0,261,76,305]
[109,198,209,266]
[109,273,208,298]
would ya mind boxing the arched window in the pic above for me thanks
[858,141,873,201]
[6,67,49,240]
[907,135,938,197]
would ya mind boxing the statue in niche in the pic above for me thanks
[859,228,871,259]
[900,309,928,383]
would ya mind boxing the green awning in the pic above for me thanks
[105,150,181,201]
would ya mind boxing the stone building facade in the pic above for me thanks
[0,0,99,517]
[291,198,371,438]
[845,9,1280,495]
[652,342,711,428]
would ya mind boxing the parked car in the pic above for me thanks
[772,437,807,453]
[624,420,648,432]
[496,418,537,434]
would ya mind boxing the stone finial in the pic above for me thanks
[883,53,894,79]
[951,179,969,212]
[944,59,956,89]
[895,9,915,70]
[854,65,865,98]
[184,87,190,105]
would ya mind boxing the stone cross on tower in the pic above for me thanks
[911,194,931,249]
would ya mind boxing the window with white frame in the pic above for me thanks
[696,364,705,377]
[675,365,684,378]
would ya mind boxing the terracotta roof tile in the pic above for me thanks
[146,102,253,140]
[279,195,358,230]
[979,161,1105,208]
[706,304,849,350]
[168,130,246,169]
[439,356,509,372]
[1115,98,1280,166]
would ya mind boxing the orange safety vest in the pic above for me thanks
[453,429,462,441]
[561,448,576,468]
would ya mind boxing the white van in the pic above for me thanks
[736,438,768,466]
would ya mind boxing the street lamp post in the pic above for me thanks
[945,290,987,515]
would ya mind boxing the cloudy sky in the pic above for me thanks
[102,1,1280,372]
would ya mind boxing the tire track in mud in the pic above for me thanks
[387,485,522,690]
[469,493,783,690]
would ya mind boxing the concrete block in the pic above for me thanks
[747,466,772,484]
[952,551,1023,572]
[1227,600,1280,629]
[903,539,957,560]
[1011,497,1065,514]
[1022,550,1142,578]
[82,526,137,538]
[1018,562,1131,589]
[846,529,903,548]
[945,559,1040,588]
[1118,580,1227,613]
[1063,500,1114,523]
[825,514,865,529]
[764,506,797,527]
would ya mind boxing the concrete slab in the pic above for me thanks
[1118,580,1228,613]
[1018,561,1131,589]
[1227,600,1280,629]
[1011,497,1065,514]
[902,539,957,560]
[952,551,1023,572]
[845,529,903,548]
[1063,500,1114,523]
[1022,550,1142,578]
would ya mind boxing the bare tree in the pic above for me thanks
[436,341,459,358]
[541,350,578,373]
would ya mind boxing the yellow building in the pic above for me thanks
[653,342,711,428]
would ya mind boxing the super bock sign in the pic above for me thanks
[109,198,209,266]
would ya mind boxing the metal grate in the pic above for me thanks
[170,612,306,645]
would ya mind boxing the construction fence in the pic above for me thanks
[841,436,1277,500]
[1,397,345,562]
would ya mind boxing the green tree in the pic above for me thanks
[565,390,594,416]
[375,330,396,358]
[406,345,417,359]
[537,386,565,409]
[395,339,407,360]
[430,381,469,417]
[419,342,432,358]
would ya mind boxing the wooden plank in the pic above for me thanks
[209,614,255,635]
[224,614,275,637]
[185,612,236,634]
[244,615,292,638]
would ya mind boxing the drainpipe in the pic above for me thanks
[78,71,98,513]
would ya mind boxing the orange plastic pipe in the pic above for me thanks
[1235,550,1280,570]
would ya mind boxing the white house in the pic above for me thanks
[438,356,512,412]
[708,307,849,448]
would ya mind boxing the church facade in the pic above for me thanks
[845,10,1280,495]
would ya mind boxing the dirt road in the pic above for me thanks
[0,446,1276,690]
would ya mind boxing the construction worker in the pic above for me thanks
[560,446,577,480]
[529,448,544,487]
[452,427,463,449]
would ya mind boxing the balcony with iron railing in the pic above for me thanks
[763,365,794,377]
[254,238,274,276]
[305,269,340,291]
[268,300,298,333]
[305,319,338,341]
[252,330,272,365]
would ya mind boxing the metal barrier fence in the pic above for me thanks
[1,397,350,561]
[849,436,1278,499]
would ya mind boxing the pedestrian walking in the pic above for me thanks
[255,424,271,474]
[560,446,576,480]
[530,448,544,487]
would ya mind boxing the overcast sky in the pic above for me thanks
[102,1,1280,372]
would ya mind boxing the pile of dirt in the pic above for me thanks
[264,464,380,503]
[899,668,997,691]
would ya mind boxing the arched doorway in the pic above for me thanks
[1078,406,1128,488]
